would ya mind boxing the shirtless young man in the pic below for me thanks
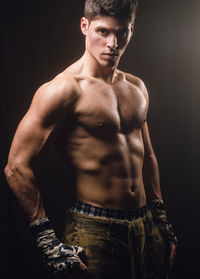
[4,0,177,278]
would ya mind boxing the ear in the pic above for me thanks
[81,17,89,35]
[131,22,135,34]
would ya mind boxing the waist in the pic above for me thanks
[71,200,148,221]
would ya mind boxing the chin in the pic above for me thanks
[100,59,117,68]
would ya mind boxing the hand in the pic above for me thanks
[30,217,91,278]
[166,242,176,279]
[42,241,90,278]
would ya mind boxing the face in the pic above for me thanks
[81,16,134,68]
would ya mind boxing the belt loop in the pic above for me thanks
[106,218,113,238]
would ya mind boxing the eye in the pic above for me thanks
[98,28,109,36]
[118,31,128,39]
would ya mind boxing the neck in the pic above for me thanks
[79,51,118,84]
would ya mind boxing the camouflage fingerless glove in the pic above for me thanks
[29,217,83,276]
[148,199,178,246]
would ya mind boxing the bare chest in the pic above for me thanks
[74,80,147,135]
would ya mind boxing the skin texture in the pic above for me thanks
[4,15,175,278]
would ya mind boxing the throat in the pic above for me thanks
[79,53,119,84]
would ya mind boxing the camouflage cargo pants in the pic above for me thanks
[62,209,167,279]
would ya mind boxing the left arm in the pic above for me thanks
[142,121,163,202]
[140,82,177,274]
[142,120,177,270]
[128,74,163,202]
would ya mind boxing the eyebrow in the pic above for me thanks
[95,26,129,32]
[95,26,108,30]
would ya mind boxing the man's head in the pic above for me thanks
[81,0,138,68]
[84,0,138,23]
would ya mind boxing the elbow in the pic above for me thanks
[143,152,159,170]
[4,159,24,185]
[4,160,26,194]
[143,152,153,163]
[144,151,157,162]
[4,163,13,180]
[4,163,17,192]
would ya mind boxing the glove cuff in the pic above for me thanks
[148,199,178,246]
[147,198,165,210]
[29,217,53,236]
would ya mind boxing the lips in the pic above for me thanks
[103,53,118,57]
[102,53,119,60]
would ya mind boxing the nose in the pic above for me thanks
[107,34,118,50]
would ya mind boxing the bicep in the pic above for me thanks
[8,109,54,166]
[8,78,79,166]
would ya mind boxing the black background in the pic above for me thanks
[1,1,200,278]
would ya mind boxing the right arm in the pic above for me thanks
[4,77,79,221]
[4,77,90,277]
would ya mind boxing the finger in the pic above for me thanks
[170,243,176,260]
[79,262,88,271]
[169,243,176,269]
[170,244,176,261]
[79,262,91,279]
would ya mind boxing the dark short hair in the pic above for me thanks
[84,0,138,22]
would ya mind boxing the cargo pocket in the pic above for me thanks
[142,213,166,278]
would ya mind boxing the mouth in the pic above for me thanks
[103,52,118,56]
[102,53,119,60]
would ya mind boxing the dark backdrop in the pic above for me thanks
[1,1,200,278]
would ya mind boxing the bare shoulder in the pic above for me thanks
[31,73,81,116]
[123,71,149,101]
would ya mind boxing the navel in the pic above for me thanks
[131,184,136,192]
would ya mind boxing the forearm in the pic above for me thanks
[142,155,178,246]
[141,106,177,251]
[4,163,45,222]
[141,121,162,202]
[4,164,88,276]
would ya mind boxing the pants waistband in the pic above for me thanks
[71,200,148,221]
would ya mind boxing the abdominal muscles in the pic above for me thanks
[65,127,147,210]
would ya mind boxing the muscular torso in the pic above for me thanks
[55,71,148,210]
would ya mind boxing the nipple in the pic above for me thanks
[98,121,103,127]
